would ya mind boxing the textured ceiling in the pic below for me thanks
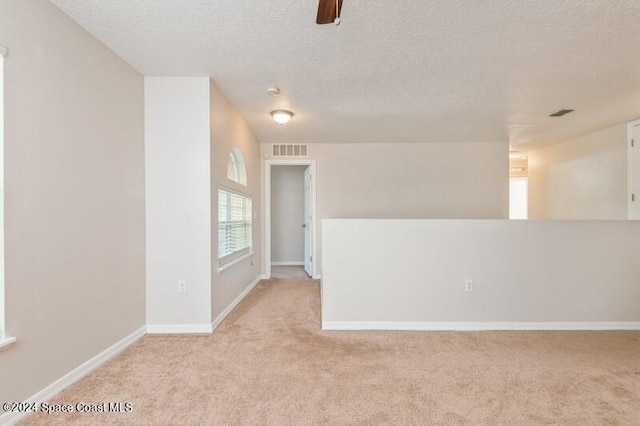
[50,0,640,149]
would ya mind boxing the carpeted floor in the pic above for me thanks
[21,279,640,425]
[271,265,311,280]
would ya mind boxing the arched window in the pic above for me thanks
[227,148,247,186]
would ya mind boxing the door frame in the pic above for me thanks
[628,119,640,219]
[264,159,319,279]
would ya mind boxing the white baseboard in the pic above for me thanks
[211,275,262,330]
[322,321,640,331]
[146,323,213,334]
[147,274,264,334]
[271,261,304,266]
[0,326,146,426]
[312,275,321,280]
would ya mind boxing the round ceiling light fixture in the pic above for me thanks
[270,109,294,125]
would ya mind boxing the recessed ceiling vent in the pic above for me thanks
[549,109,574,117]
[272,144,309,157]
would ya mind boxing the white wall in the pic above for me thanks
[322,219,640,328]
[145,77,211,326]
[271,166,305,264]
[0,50,4,337]
[145,78,262,328]
[261,142,508,275]
[528,123,628,219]
[631,122,640,219]
[0,0,145,404]
[210,83,262,321]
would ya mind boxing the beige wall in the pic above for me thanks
[145,77,211,327]
[528,123,628,219]
[313,143,508,219]
[210,83,262,320]
[0,0,145,403]
[322,219,640,326]
[261,142,508,275]
[271,166,305,264]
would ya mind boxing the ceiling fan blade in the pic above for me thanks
[316,0,343,24]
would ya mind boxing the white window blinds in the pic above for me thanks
[218,189,252,267]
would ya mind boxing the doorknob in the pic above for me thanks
[302,224,306,228]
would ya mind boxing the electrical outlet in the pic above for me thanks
[178,280,187,293]
[464,279,474,292]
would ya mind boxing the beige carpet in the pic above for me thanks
[271,265,311,279]
[21,279,640,425]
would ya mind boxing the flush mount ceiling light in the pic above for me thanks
[271,110,294,125]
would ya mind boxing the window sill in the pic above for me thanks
[218,252,252,273]
[0,336,16,352]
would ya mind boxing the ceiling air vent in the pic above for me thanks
[272,144,309,157]
[549,109,574,117]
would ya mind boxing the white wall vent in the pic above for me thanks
[272,144,308,157]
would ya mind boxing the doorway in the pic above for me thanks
[509,177,528,220]
[509,153,528,220]
[265,160,318,279]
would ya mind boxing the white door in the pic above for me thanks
[303,166,313,276]
[632,124,640,219]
